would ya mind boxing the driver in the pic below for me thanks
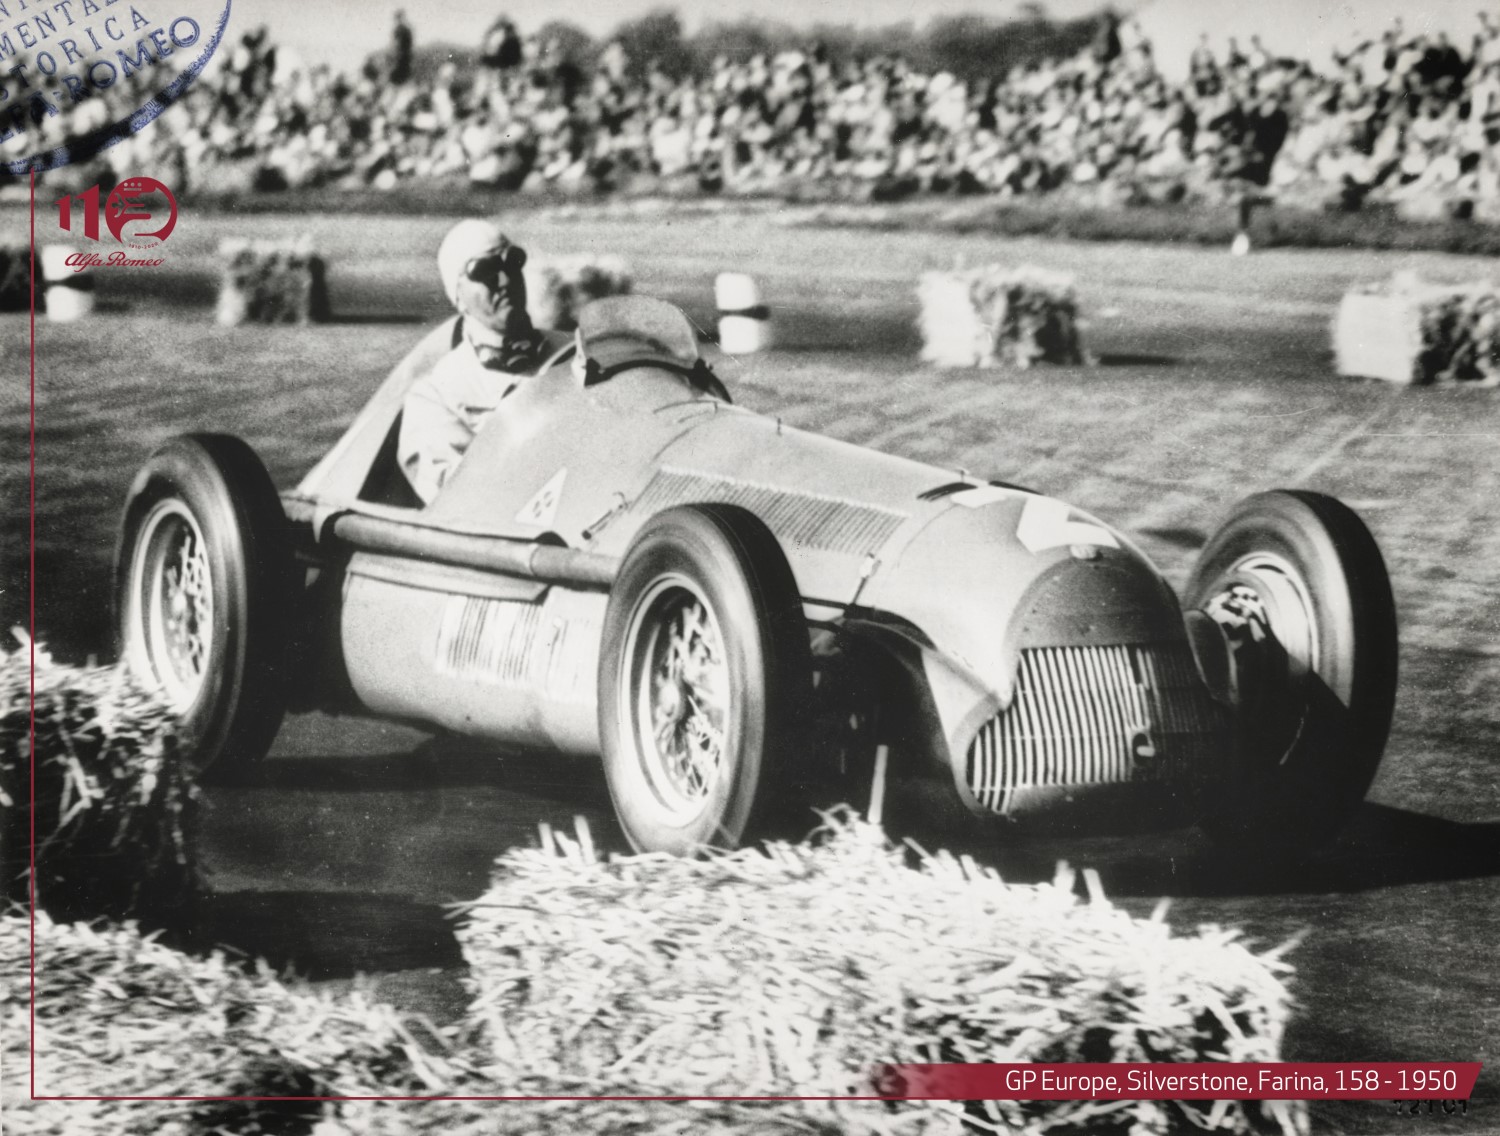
[398,219,554,504]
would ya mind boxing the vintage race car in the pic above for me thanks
[116,297,1398,854]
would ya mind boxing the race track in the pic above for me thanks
[5,206,1497,1132]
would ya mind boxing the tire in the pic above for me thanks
[115,434,295,776]
[598,505,811,853]
[1184,490,1398,847]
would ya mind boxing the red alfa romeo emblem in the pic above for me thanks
[104,177,179,249]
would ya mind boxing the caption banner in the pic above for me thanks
[875,1062,1483,1100]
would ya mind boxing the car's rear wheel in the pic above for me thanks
[1185,490,1398,848]
[599,505,810,853]
[116,434,295,776]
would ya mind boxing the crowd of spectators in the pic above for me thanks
[32,10,1500,216]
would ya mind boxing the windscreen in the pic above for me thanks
[575,296,701,369]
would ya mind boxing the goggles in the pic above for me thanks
[465,244,527,285]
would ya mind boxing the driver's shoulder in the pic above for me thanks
[389,315,465,392]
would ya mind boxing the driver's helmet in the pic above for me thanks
[437,219,527,306]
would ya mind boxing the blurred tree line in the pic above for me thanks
[407,5,1109,86]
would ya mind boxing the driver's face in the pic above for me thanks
[457,244,531,337]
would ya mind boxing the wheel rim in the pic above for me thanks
[1202,551,1319,761]
[1208,552,1319,672]
[128,499,215,711]
[619,574,731,823]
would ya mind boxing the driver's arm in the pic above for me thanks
[398,360,489,505]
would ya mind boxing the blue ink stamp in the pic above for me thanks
[0,0,232,172]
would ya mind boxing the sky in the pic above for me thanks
[246,0,1486,75]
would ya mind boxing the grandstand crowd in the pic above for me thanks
[48,10,1500,215]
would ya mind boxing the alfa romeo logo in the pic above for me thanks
[56,176,179,250]
[105,177,179,248]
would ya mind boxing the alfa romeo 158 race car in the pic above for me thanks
[116,297,1398,854]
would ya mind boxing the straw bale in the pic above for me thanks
[216,236,331,326]
[0,638,195,921]
[1334,272,1500,386]
[6,910,869,1136]
[0,243,28,311]
[3,909,465,1136]
[3,810,1304,1136]
[524,254,633,332]
[919,265,1088,369]
[455,812,1304,1134]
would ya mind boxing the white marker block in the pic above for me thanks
[715,272,771,354]
[1333,292,1421,384]
[41,244,94,321]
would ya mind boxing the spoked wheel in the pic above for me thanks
[117,434,296,777]
[127,499,218,709]
[1185,490,1398,848]
[600,505,811,853]
[625,576,732,820]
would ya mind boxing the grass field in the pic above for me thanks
[4,205,1498,1130]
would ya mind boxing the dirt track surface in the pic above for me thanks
[4,208,1497,1131]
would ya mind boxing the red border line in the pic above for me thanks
[28,166,37,1102]
[34,1095,892,1102]
[12,179,884,1108]
[15,180,937,1108]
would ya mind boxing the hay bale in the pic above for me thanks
[919,265,1087,369]
[216,236,331,326]
[523,254,633,332]
[321,1096,845,1136]
[455,813,1303,1135]
[1334,272,1500,385]
[0,243,29,312]
[2,903,837,1136]
[3,811,1302,1136]
[0,638,196,922]
[2,909,459,1134]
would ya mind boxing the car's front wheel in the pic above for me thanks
[1185,490,1398,848]
[599,505,810,854]
[116,434,295,776]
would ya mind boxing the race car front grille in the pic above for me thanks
[965,643,1228,814]
[634,468,907,556]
